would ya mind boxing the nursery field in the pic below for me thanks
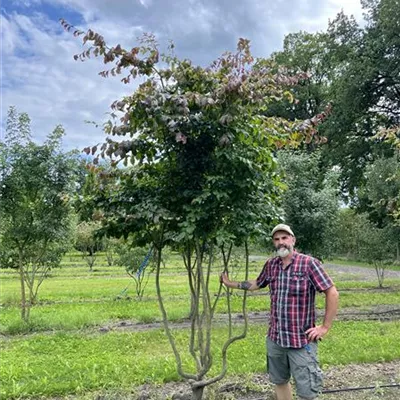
[1,252,400,399]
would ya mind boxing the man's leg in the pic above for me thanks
[289,342,322,400]
[275,382,292,400]
[267,338,292,400]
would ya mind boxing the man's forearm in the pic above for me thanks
[323,286,339,329]
[238,281,252,290]
[228,279,258,291]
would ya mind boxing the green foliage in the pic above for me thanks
[60,26,328,249]
[74,220,104,270]
[334,209,370,260]
[115,242,155,299]
[59,24,328,395]
[359,156,400,241]
[278,150,340,259]
[323,0,399,197]
[73,160,115,223]
[0,107,78,320]
[333,208,397,286]
[270,2,399,209]
[358,224,396,287]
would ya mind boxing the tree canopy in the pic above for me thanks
[0,107,78,320]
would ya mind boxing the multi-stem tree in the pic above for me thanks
[62,20,327,399]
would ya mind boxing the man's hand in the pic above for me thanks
[305,325,328,341]
[220,271,230,286]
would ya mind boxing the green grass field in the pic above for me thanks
[1,252,399,399]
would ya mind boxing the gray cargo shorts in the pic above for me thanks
[267,337,323,399]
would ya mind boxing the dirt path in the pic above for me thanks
[101,303,400,334]
[324,263,400,281]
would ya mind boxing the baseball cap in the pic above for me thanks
[271,223,294,237]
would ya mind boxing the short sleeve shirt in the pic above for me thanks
[256,251,333,348]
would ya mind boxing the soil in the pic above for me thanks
[129,361,400,400]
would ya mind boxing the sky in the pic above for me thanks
[1,0,366,152]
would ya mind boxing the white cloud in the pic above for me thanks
[1,0,366,151]
[2,10,134,150]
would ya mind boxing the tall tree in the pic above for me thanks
[62,20,327,399]
[323,0,399,198]
[278,151,340,259]
[0,107,77,321]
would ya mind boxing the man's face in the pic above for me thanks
[272,231,295,257]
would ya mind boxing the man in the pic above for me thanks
[220,223,339,400]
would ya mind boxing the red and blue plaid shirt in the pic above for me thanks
[256,251,334,348]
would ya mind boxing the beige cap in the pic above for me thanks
[271,223,294,237]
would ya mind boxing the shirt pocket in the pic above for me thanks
[288,276,308,295]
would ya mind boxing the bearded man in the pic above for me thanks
[220,224,339,400]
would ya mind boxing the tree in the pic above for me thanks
[322,0,399,198]
[358,219,395,288]
[333,208,396,286]
[373,128,400,225]
[0,107,77,321]
[103,236,119,267]
[334,209,369,259]
[62,19,326,399]
[115,242,154,300]
[74,220,104,271]
[359,155,400,260]
[270,3,398,207]
[278,151,340,259]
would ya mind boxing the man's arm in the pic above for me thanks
[220,271,260,291]
[306,285,339,341]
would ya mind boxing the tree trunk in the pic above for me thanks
[191,385,204,400]
[18,251,28,322]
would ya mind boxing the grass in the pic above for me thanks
[2,280,399,335]
[1,321,399,399]
[0,251,399,399]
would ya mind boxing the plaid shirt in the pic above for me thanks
[256,251,333,348]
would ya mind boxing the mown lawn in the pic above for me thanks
[1,252,399,399]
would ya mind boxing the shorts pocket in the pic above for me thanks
[295,364,323,399]
[308,364,323,394]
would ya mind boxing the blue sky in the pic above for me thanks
[1,0,365,151]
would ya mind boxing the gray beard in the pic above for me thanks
[276,247,290,258]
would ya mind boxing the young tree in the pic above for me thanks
[74,220,104,271]
[358,220,395,288]
[103,236,119,267]
[115,243,154,300]
[0,107,77,321]
[62,20,326,399]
